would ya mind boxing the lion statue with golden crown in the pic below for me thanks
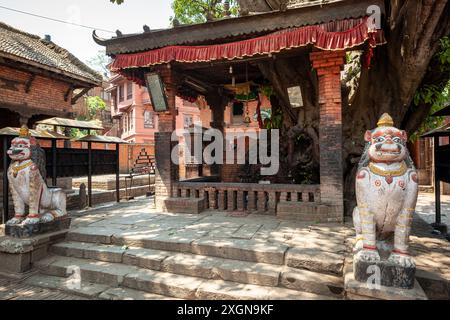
[6,125,67,226]
[353,113,419,269]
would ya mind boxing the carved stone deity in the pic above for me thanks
[6,125,67,227]
[353,114,419,289]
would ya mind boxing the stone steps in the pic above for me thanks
[65,228,344,276]
[35,256,336,300]
[48,241,343,297]
[23,274,175,300]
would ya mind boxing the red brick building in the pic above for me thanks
[0,22,102,129]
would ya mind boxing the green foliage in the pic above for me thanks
[86,96,107,120]
[259,85,274,99]
[171,0,239,25]
[437,37,450,69]
[69,97,106,138]
[411,36,450,142]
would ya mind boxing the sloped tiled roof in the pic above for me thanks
[0,22,102,85]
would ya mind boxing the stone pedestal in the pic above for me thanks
[344,252,427,300]
[345,271,427,300]
[0,229,69,275]
[353,258,415,289]
[5,217,71,239]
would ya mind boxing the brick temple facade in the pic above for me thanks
[95,0,387,222]
[0,22,101,129]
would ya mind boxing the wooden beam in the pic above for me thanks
[71,88,90,104]
[24,74,36,93]
[64,85,74,102]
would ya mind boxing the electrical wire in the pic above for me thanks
[0,4,115,34]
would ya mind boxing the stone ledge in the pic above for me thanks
[0,229,70,274]
[164,198,205,214]
[277,201,342,223]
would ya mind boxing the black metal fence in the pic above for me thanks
[43,148,117,178]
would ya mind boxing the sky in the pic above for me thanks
[0,0,173,63]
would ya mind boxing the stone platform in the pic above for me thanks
[6,217,71,238]
[1,193,448,300]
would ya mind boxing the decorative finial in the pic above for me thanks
[377,113,394,127]
[172,18,180,27]
[143,25,150,32]
[19,125,31,138]
[116,30,123,37]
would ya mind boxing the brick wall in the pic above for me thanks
[310,51,346,222]
[0,65,72,119]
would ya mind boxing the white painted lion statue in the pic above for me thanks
[6,125,67,226]
[353,113,418,268]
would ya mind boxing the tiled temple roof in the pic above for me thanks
[0,22,102,85]
[94,0,383,56]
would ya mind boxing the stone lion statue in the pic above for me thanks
[353,113,418,268]
[6,125,67,226]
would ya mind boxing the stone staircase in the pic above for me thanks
[24,226,345,300]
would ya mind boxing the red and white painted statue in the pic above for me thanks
[353,113,418,268]
[6,125,67,226]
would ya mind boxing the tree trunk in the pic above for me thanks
[238,0,450,213]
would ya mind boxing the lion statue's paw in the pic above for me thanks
[22,217,41,225]
[388,253,415,268]
[40,213,55,223]
[355,249,381,262]
[353,239,364,253]
[6,217,24,226]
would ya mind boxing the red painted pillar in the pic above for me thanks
[310,51,346,222]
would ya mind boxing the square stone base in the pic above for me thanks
[164,198,205,214]
[345,271,427,300]
[6,217,71,239]
[354,258,415,289]
[0,229,69,274]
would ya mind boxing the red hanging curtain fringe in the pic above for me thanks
[111,17,386,71]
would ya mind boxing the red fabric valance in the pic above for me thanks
[111,17,385,71]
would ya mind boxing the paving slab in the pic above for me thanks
[285,248,344,275]
[123,269,205,299]
[99,287,177,300]
[280,267,344,297]
[23,274,109,298]
[213,259,281,287]
[232,224,263,240]
[67,227,124,244]
[191,238,289,265]
[123,247,170,271]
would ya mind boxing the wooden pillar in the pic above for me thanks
[116,143,120,203]
[154,66,177,212]
[87,141,93,207]
[310,50,346,223]
[51,139,57,187]
[2,136,10,224]
[206,90,228,179]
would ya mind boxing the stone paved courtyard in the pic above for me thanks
[415,193,450,228]
[0,193,449,300]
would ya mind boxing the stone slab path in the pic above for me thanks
[0,276,87,300]
[0,193,448,300]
